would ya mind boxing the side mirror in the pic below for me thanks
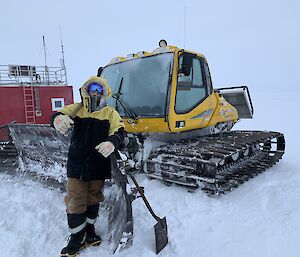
[178,53,194,76]
[97,67,103,77]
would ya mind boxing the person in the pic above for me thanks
[51,76,125,257]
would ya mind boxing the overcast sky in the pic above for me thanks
[1,0,299,101]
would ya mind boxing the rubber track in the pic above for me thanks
[146,131,285,195]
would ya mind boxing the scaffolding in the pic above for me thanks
[0,64,67,86]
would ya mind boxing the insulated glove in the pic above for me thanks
[53,114,74,135]
[95,141,115,158]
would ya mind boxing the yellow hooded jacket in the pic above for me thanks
[51,76,125,181]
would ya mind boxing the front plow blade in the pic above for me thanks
[107,154,133,253]
[0,124,69,187]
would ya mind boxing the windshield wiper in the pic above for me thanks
[113,77,138,121]
[112,93,138,121]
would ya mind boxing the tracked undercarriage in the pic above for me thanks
[145,131,285,195]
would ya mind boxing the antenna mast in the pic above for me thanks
[42,36,50,84]
[59,26,68,85]
[184,6,186,48]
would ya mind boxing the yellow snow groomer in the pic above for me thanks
[97,40,285,194]
[0,40,285,195]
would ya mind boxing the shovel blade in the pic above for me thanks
[154,217,168,254]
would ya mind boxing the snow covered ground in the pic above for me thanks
[0,92,299,257]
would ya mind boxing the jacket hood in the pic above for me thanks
[80,76,112,112]
[80,76,112,98]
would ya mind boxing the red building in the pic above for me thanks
[0,64,74,126]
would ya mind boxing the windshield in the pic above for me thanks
[101,53,173,117]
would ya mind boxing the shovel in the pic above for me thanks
[127,172,168,254]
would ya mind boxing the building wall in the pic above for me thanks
[35,86,74,124]
[0,87,26,125]
[0,85,74,126]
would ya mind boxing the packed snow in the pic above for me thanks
[0,92,299,257]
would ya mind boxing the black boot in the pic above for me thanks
[86,204,101,246]
[86,223,101,246]
[61,213,87,257]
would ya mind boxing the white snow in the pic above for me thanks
[0,92,299,257]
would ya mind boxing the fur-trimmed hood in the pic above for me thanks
[80,76,112,112]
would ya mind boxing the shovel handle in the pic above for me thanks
[127,173,162,223]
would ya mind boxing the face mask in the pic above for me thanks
[90,95,101,112]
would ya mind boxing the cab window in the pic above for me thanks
[175,56,207,113]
